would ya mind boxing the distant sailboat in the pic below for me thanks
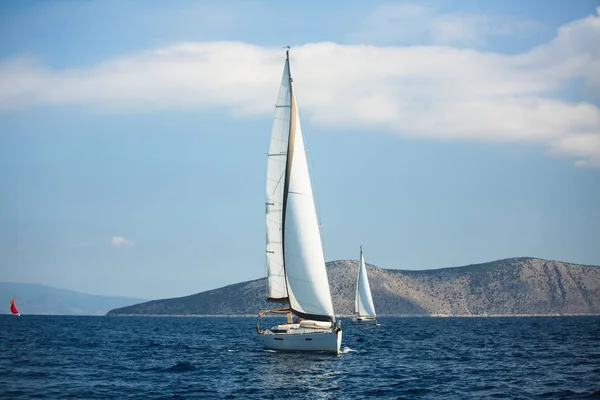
[350,246,377,325]
[256,48,342,353]
[10,296,20,316]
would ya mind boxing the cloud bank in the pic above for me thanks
[0,8,599,167]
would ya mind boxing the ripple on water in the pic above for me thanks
[0,316,598,399]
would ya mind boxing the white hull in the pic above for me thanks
[261,328,342,353]
[350,317,377,325]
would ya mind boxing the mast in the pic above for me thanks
[280,46,294,306]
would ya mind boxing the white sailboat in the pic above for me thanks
[256,48,342,353]
[350,246,378,325]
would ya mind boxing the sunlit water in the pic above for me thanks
[1,315,598,399]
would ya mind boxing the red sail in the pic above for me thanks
[10,297,19,315]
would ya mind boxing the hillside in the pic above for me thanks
[107,257,600,316]
[0,282,146,316]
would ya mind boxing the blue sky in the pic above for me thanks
[1,0,599,299]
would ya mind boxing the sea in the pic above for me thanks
[1,315,599,399]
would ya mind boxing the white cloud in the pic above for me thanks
[549,134,600,168]
[0,8,599,167]
[110,236,134,247]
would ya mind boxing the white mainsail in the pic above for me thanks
[355,246,376,318]
[265,57,292,302]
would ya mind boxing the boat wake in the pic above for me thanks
[340,347,357,354]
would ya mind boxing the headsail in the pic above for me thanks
[355,246,376,318]
[281,53,335,322]
[10,296,19,316]
[265,54,292,303]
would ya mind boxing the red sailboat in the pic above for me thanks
[10,297,20,316]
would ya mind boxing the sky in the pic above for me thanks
[0,0,599,300]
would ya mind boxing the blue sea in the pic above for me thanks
[1,315,599,399]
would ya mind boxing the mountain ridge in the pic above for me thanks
[0,282,146,316]
[107,257,600,317]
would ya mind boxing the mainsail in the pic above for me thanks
[355,247,377,318]
[265,50,335,322]
[265,55,292,303]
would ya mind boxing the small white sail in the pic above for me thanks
[283,87,335,321]
[355,247,376,318]
[264,57,292,302]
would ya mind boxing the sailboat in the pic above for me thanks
[350,246,377,325]
[10,296,20,316]
[256,48,342,353]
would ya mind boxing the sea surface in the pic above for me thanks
[1,315,599,399]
